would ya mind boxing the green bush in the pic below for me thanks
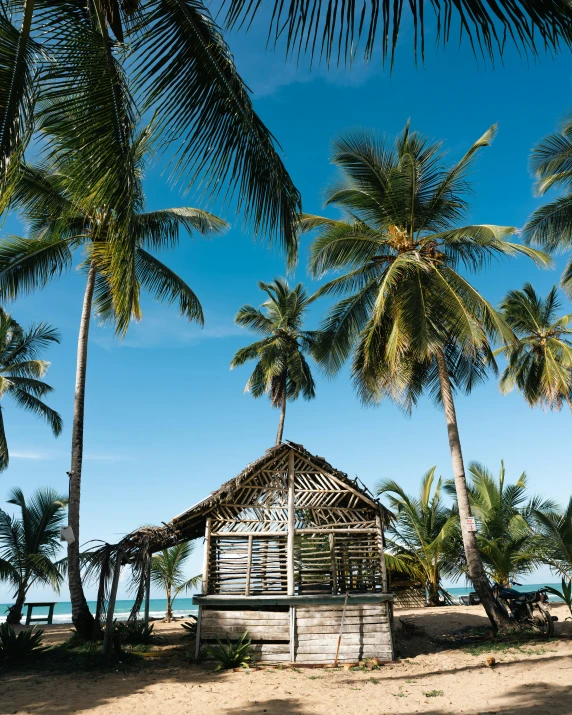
[206,631,251,672]
[0,623,44,662]
[546,579,572,620]
[115,621,155,645]
[181,619,197,638]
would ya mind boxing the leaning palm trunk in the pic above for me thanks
[276,394,286,444]
[435,350,510,630]
[68,262,97,637]
[6,588,26,625]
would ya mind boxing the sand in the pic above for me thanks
[2,603,572,714]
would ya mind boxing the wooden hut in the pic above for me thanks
[108,442,395,665]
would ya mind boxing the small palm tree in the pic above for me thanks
[304,124,549,630]
[377,468,458,606]
[533,498,572,580]
[150,543,201,622]
[231,279,317,444]
[0,487,68,624]
[525,118,572,294]
[0,309,62,469]
[496,284,572,409]
[446,461,554,586]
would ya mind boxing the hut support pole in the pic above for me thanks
[202,517,212,595]
[376,512,388,592]
[245,534,253,596]
[102,550,123,656]
[144,558,151,626]
[329,532,338,594]
[287,450,295,596]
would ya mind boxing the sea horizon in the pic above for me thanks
[2,583,564,625]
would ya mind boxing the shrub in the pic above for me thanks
[0,623,44,662]
[181,619,197,638]
[115,621,155,645]
[206,631,251,671]
[546,579,572,620]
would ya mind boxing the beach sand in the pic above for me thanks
[2,603,572,714]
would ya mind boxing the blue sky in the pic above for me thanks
[2,23,572,602]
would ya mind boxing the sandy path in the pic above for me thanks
[2,604,571,715]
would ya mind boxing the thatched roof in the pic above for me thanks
[119,441,390,556]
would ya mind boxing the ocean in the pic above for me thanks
[0,598,199,624]
[1,584,564,624]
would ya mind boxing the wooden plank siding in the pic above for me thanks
[198,602,393,664]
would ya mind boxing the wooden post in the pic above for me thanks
[245,534,253,596]
[329,532,338,594]
[289,605,296,663]
[202,517,212,595]
[376,511,388,592]
[287,450,295,596]
[144,557,151,626]
[194,605,202,661]
[102,549,123,656]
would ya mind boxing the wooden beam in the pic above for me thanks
[195,605,202,661]
[287,450,295,596]
[144,558,151,626]
[245,534,253,596]
[102,549,123,656]
[329,533,338,595]
[202,517,212,595]
[289,605,296,663]
[375,511,388,592]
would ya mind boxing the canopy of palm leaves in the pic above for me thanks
[497,283,572,410]
[304,124,549,408]
[223,0,572,65]
[0,0,300,262]
[525,118,572,295]
[377,467,458,605]
[0,309,61,470]
[445,461,554,585]
[0,487,67,624]
[533,497,572,580]
[0,133,228,335]
[231,278,317,441]
[150,542,201,621]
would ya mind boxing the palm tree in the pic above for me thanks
[496,283,572,410]
[0,141,227,637]
[525,119,572,295]
[304,124,549,630]
[446,461,553,586]
[224,1,572,65]
[533,497,572,580]
[377,468,458,606]
[150,543,201,622]
[0,487,68,624]
[0,309,62,469]
[231,278,317,444]
[0,0,301,257]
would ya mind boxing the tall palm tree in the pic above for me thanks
[446,461,553,586]
[0,139,227,637]
[231,279,317,444]
[0,309,62,469]
[150,542,201,622]
[0,487,68,624]
[0,0,301,257]
[377,468,458,606]
[525,118,572,295]
[304,124,549,630]
[496,283,572,410]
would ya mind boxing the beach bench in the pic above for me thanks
[24,602,57,626]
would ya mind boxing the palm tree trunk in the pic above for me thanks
[276,394,286,444]
[6,588,26,625]
[68,261,97,638]
[166,587,172,622]
[435,348,510,631]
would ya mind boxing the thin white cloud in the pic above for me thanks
[11,450,47,460]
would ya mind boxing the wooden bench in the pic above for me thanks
[24,602,57,626]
